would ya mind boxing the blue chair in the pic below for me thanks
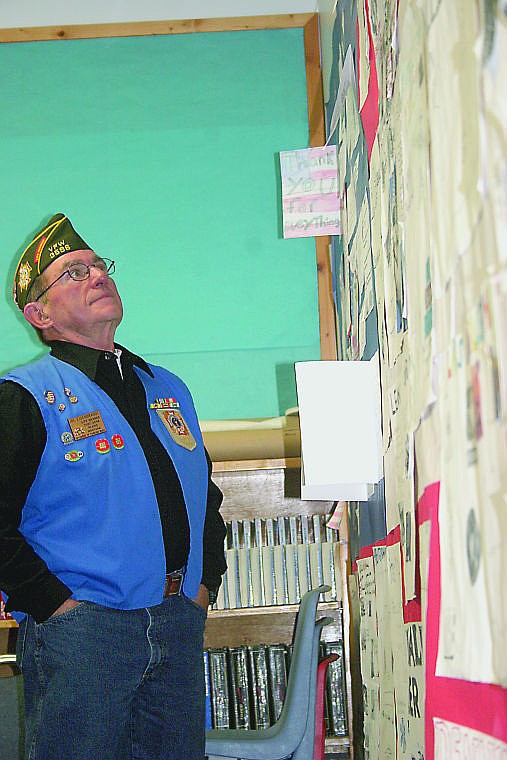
[205,585,331,760]
[0,654,24,759]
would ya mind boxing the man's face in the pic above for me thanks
[34,249,123,345]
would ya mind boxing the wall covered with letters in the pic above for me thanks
[317,0,507,757]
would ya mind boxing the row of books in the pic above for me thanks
[215,515,341,609]
[224,515,335,550]
[204,640,347,736]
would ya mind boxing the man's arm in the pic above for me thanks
[0,380,72,622]
[200,451,227,605]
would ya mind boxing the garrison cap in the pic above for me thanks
[13,213,91,310]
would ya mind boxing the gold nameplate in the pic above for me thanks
[156,408,196,451]
[68,411,107,441]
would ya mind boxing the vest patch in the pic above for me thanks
[156,408,196,451]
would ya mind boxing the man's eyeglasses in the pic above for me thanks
[34,258,116,302]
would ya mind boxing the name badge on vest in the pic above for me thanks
[156,408,196,451]
[68,411,107,441]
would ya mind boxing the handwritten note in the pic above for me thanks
[280,146,341,238]
[434,718,507,759]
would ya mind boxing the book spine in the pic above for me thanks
[227,520,242,608]
[228,646,251,729]
[275,517,289,604]
[225,547,241,609]
[301,515,312,589]
[267,643,289,722]
[231,519,240,549]
[322,525,339,602]
[323,641,348,736]
[246,519,255,607]
[216,532,230,609]
[288,516,301,603]
[249,546,264,607]
[297,542,309,597]
[248,645,271,729]
[203,650,212,729]
[312,514,325,586]
[254,518,266,607]
[284,539,296,605]
[300,514,313,591]
[265,518,277,605]
[209,648,231,729]
[239,520,253,607]
[321,543,335,602]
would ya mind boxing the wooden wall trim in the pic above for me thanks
[303,14,338,360]
[0,13,314,42]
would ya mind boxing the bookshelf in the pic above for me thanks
[205,457,353,757]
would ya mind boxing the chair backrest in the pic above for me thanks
[0,654,24,760]
[273,585,329,740]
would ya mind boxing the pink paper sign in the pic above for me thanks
[280,145,341,238]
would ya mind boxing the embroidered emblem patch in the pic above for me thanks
[156,409,196,451]
[18,261,32,292]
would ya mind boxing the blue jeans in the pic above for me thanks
[17,595,207,760]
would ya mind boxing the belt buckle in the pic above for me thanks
[164,569,184,597]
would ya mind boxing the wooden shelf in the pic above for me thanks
[205,601,342,649]
[211,461,334,523]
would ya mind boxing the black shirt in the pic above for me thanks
[0,341,226,622]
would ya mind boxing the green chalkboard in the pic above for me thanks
[0,24,320,419]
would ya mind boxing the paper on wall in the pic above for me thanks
[280,146,340,238]
[434,718,507,759]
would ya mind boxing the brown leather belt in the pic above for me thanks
[164,571,184,597]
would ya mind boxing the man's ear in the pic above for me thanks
[23,302,52,330]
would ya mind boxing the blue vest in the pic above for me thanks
[3,354,208,619]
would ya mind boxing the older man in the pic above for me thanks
[0,213,226,759]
